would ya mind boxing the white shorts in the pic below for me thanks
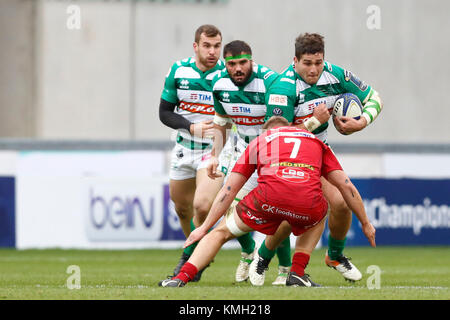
[224,137,258,195]
[169,135,236,181]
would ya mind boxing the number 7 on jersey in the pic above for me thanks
[284,138,301,158]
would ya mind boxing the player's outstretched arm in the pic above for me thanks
[184,172,248,248]
[207,113,231,179]
[326,170,376,247]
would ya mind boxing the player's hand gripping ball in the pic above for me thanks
[332,93,363,134]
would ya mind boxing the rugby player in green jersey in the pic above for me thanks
[262,33,383,282]
[207,40,326,286]
[159,25,256,282]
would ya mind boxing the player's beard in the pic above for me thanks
[230,70,252,86]
[197,54,219,71]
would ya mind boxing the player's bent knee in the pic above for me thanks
[210,226,235,244]
[174,204,193,220]
[225,207,249,238]
[193,200,212,219]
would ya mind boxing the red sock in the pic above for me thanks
[291,252,310,276]
[174,262,198,283]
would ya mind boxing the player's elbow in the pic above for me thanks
[158,108,166,123]
[372,90,383,112]
[375,91,383,111]
[158,105,168,124]
[338,182,355,198]
[327,170,353,192]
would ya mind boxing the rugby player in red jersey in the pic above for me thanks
[159,116,375,287]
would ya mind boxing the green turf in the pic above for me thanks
[0,246,448,300]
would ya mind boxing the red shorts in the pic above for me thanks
[236,191,328,236]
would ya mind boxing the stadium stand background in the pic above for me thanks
[1,0,449,145]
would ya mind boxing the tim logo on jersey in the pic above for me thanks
[276,167,310,183]
[190,93,212,102]
[231,106,251,113]
[293,97,334,125]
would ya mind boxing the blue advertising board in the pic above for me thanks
[161,184,186,241]
[322,178,450,246]
[0,177,15,247]
[162,178,450,246]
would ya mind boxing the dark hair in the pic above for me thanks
[262,116,289,130]
[194,24,222,43]
[295,33,324,59]
[223,40,252,59]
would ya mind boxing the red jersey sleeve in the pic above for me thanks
[321,145,343,178]
[232,137,259,179]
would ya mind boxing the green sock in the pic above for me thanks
[328,236,346,260]
[258,239,277,261]
[237,232,255,254]
[183,241,198,256]
[183,219,198,256]
[276,237,292,267]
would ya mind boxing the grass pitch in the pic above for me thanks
[0,246,448,300]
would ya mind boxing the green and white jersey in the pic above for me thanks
[265,62,375,141]
[212,63,279,144]
[161,56,225,145]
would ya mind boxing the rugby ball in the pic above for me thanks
[332,93,363,120]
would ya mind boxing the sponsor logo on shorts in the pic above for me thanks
[261,204,310,221]
[276,167,310,184]
[245,210,267,225]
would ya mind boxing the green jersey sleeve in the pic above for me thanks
[330,63,382,125]
[332,64,372,103]
[161,62,179,104]
[213,90,227,115]
[211,71,227,116]
[265,77,297,122]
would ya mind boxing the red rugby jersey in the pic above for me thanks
[232,126,342,210]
